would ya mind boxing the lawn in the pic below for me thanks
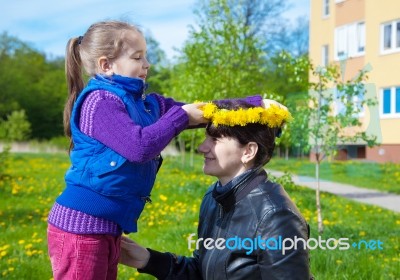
[267,157,400,194]
[0,153,399,279]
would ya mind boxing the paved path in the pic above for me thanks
[268,170,400,213]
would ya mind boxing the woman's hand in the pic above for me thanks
[119,236,150,269]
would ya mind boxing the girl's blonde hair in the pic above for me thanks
[63,21,141,150]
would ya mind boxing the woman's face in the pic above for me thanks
[198,134,248,186]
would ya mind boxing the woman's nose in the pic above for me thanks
[197,140,207,153]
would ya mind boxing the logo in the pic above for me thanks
[187,233,383,255]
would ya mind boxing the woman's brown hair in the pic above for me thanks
[206,100,281,167]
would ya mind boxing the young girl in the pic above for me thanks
[47,20,265,280]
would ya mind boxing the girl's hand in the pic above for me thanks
[119,236,150,269]
[262,99,288,110]
[182,103,207,126]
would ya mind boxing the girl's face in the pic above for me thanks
[108,30,150,80]
[198,134,248,186]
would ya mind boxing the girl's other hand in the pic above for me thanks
[262,99,288,110]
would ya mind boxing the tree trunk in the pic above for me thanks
[315,158,324,234]
[190,131,195,167]
[179,136,185,167]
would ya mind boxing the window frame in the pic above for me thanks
[380,19,400,55]
[334,21,366,60]
[323,0,330,18]
[380,87,400,118]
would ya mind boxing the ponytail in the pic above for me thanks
[63,21,140,152]
[64,37,84,151]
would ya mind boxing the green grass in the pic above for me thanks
[0,153,399,279]
[267,157,400,194]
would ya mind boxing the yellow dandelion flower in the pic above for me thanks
[159,194,168,202]
[200,103,292,127]
[359,231,366,237]
[202,103,217,119]
[323,219,330,225]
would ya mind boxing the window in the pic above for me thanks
[383,89,391,114]
[357,22,365,52]
[323,0,330,17]
[397,88,400,113]
[381,20,400,54]
[321,45,329,66]
[397,22,400,48]
[381,87,400,117]
[334,22,365,60]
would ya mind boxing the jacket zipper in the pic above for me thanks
[205,204,224,280]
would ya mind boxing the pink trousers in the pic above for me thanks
[47,224,121,280]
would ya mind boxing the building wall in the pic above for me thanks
[309,0,400,163]
[365,0,400,145]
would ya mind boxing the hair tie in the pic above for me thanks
[77,36,83,45]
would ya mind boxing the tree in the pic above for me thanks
[171,0,266,102]
[308,64,378,233]
[167,0,291,163]
[0,110,31,141]
[0,110,31,179]
[144,32,172,95]
[0,32,66,139]
[264,16,309,58]
[263,51,311,158]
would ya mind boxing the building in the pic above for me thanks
[309,0,400,163]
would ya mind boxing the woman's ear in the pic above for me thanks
[242,142,258,165]
[98,56,114,75]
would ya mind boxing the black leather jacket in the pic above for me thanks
[140,169,311,279]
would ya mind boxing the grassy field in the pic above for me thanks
[0,153,399,279]
[267,157,400,194]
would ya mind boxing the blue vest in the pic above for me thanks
[56,75,161,233]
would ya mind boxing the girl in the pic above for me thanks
[47,20,265,280]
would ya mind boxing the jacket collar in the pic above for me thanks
[212,167,267,213]
[93,74,148,99]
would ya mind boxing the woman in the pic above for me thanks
[119,100,312,280]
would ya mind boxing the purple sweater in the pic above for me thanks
[79,92,262,161]
[48,92,262,235]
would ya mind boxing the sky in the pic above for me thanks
[1,0,309,60]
